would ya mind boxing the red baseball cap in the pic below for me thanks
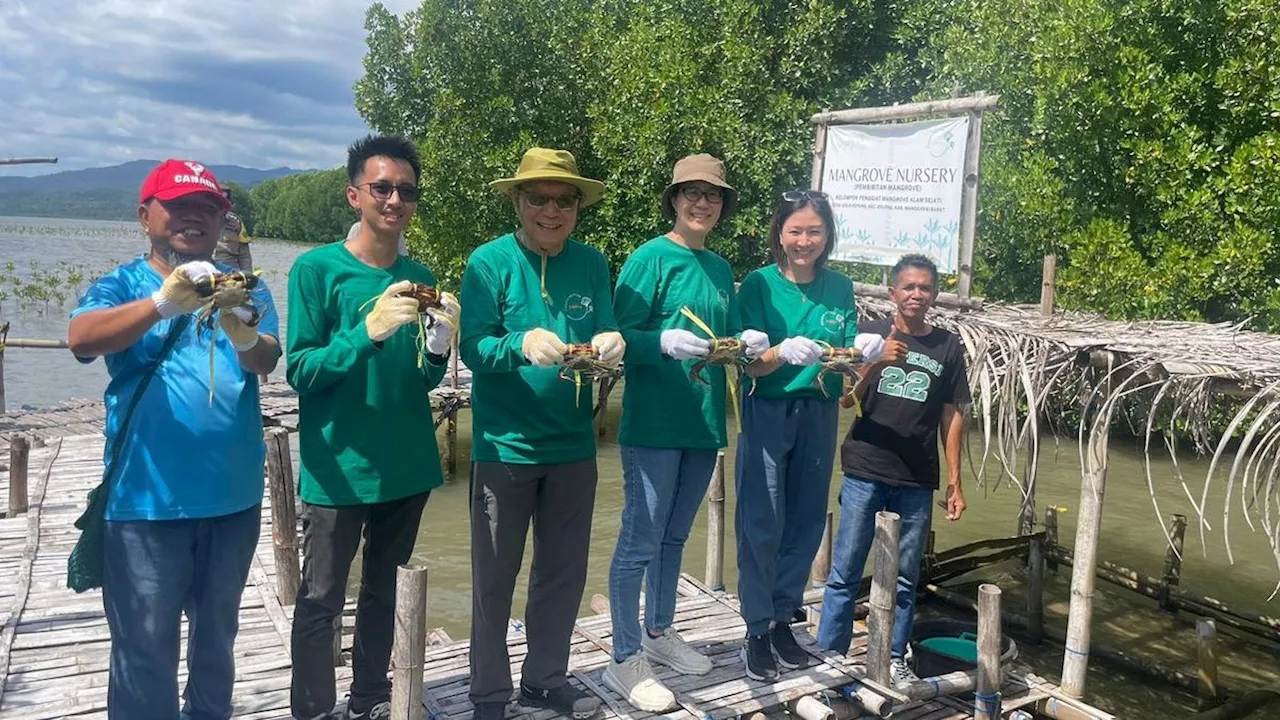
[138,159,231,210]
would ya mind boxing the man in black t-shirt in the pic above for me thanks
[815,254,970,687]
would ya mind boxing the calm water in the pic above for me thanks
[3,217,1279,715]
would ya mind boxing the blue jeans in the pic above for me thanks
[735,396,838,636]
[103,504,262,720]
[608,445,717,661]
[816,476,932,658]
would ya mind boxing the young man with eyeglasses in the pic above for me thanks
[460,148,623,720]
[286,134,460,720]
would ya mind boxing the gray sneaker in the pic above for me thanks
[642,627,713,675]
[890,657,920,687]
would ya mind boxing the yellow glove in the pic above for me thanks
[522,328,567,367]
[365,280,420,342]
[151,260,216,318]
[219,306,260,351]
[591,331,625,367]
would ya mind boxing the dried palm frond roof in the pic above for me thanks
[852,294,1280,577]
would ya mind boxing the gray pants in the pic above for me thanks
[290,493,429,718]
[469,459,597,705]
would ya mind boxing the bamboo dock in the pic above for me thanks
[0,431,1096,719]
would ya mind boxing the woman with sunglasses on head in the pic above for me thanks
[732,190,885,681]
[603,154,769,712]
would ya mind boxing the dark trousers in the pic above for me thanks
[469,459,597,705]
[290,493,430,718]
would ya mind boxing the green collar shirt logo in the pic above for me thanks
[565,293,593,321]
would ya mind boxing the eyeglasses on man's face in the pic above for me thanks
[679,185,724,204]
[521,190,581,211]
[358,182,421,203]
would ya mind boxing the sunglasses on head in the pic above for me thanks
[521,190,581,211]
[359,182,421,203]
[782,189,829,203]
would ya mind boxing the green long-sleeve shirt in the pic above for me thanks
[286,242,447,505]
[459,233,618,464]
[738,264,858,399]
[615,236,740,449]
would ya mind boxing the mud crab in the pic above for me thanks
[397,283,443,313]
[559,343,620,408]
[689,337,747,385]
[194,271,262,330]
[813,345,864,396]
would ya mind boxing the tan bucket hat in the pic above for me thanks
[490,147,606,208]
[660,153,737,222]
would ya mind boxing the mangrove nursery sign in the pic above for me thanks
[821,117,969,274]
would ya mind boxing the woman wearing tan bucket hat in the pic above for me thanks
[603,154,770,712]
[459,147,622,720]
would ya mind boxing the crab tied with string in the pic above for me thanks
[688,337,748,386]
[559,343,620,408]
[815,342,866,414]
[192,270,266,404]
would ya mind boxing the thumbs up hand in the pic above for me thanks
[882,324,908,363]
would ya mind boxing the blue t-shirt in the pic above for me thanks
[70,255,280,521]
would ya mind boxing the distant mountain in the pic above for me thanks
[0,160,309,221]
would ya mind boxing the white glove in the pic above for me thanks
[591,331,626,367]
[151,260,217,318]
[219,305,260,352]
[365,280,420,342]
[854,332,887,363]
[741,329,770,360]
[423,291,460,356]
[660,329,711,360]
[777,336,824,366]
[522,328,567,367]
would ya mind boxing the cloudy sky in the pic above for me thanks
[0,0,419,176]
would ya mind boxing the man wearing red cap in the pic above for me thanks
[68,159,281,719]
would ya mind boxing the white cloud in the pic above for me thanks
[0,0,421,175]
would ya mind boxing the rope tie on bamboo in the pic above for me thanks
[678,305,742,432]
[974,691,1000,713]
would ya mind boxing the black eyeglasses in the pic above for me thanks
[358,182,421,203]
[521,190,581,211]
[782,189,829,202]
[679,185,724,204]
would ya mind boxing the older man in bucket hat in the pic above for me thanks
[460,148,624,720]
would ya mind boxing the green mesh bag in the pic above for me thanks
[68,315,190,593]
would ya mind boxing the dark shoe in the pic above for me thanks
[473,702,508,720]
[770,624,809,670]
[345,699,390,720]
[740,633,779,681]
[520,681,601,719]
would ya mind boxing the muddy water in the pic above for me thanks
[4,218,1279,716]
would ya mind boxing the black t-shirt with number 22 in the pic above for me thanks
[840,317,971,491]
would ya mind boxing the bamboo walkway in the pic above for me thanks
[0,433,1075,719]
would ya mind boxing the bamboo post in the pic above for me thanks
[7,434,30,516]
[975,584,1002,720]
[1197,619,1221,710]
[955,91,987,300]
[391,565,429,720]
[1044,505,1060,572]
[810,512,833,587]
[923,529,937,581]
[1027,533,1045,644]
[1061,364,1114,699]
[264,428,300,605]
[1040,254,1057,317]
[867,511,901,686]
[810,123,828,190]
[1160,514,1187,612]
[0,339,6,414]
[705,451,726,591]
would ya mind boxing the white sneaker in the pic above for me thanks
[642,627,713,675]
[890,657,920,687]
[603,653,676,712]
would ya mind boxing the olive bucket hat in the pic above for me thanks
[490,147,606,208]
[660,153,737,222]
